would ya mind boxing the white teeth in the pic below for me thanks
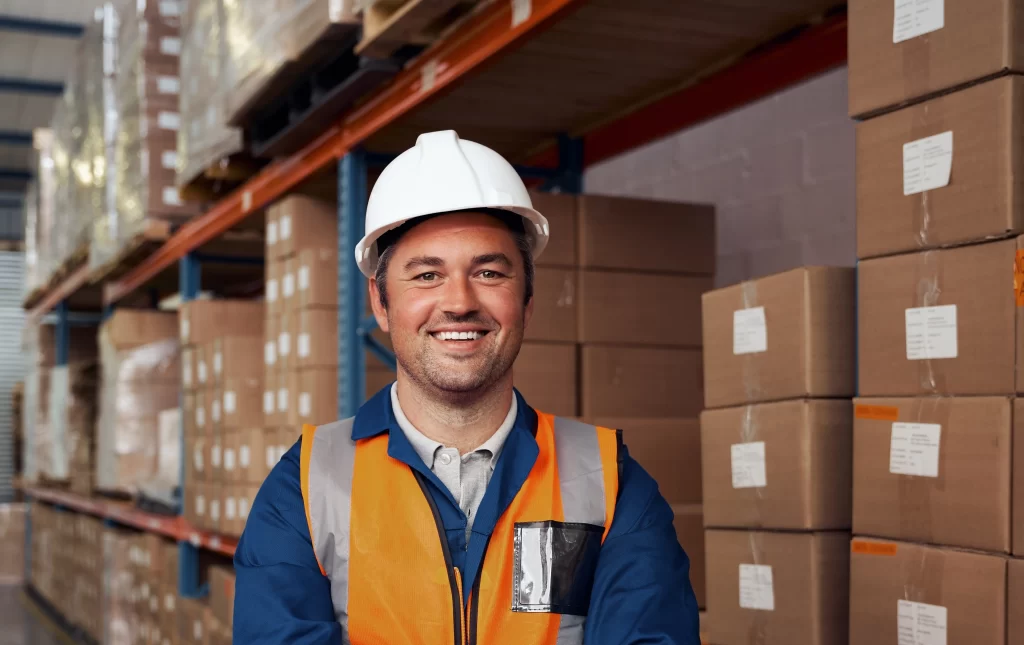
[435,331,482,341]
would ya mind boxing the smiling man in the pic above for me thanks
[233,131,700,644]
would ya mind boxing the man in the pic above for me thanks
[234,130,700,644]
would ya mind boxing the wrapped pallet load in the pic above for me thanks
[96,310,181,495]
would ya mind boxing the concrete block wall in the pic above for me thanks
[584,67,855,288]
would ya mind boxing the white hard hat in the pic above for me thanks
[355,130,549,277]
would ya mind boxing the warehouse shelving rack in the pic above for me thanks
[20,0,849,599]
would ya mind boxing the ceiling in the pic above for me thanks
[0,0,107,193]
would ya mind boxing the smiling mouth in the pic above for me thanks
[431,330,490,341]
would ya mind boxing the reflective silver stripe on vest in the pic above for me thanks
[553,417,606,527]
[556,615,586,645]
[307,417,357,640]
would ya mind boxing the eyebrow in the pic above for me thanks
[403,256,445,272]
[472,253,513,269]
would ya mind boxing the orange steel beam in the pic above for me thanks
[105,0,585,305]
[24,263,91,327]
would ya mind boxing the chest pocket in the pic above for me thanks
[511,521,603,616]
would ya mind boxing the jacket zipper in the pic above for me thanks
[467,535,489,645]
[413,471,464,645]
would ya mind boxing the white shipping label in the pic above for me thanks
[193,446,203,471]
[299,333,311,358]
[240,445,250,468]
[738,564,774,611]
[196,495,205,516]
[157,76,180,95]
[183,363,192,386]
[157,112,181,131]
[898,599,947,645]
[267,221,278,246]
[278,388,288,411]
[224,448,235,471]
[196,406,205,428]
[239,497,250,519]
[210,500,220,522]
[279,332,291,356]
[212,400,221,422]
[165,594,175,611]
[162,150,177,169]
[263,390,274,414]
[160,37,181,55]
[211,445,221,468]
[299,266,310,290]
[733,307,767,355]
[281,215,292,240]
[225,391,236,414]
[225,497,237,520]
[511,0,531,26]
[159,1,181,16]
[300,392,312,418]
[214,352,223,375]
[265,341,276,366]
[266,446,276,469]
[903,131,952,196]
[731,441,767,489]
[267,278,278,302]
[162,186,182,206]
[283,273,295,298]
[893,0,944,43]
[890,423,941,478]
[181,318,190,342]
[198,361,208,384]
[193,620,202,640]
[150,597,158,612]
[905,305,957,360]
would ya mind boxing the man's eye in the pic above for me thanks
[416,272,437,282]
[480,270,502,279]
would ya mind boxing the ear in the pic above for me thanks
[368,278,389,333]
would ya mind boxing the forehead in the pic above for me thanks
[391,212,519,256]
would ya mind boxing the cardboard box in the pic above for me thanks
[514,342,578,417]
[179,597,210,645]
[222,484,242,537]
[208,432,223,483]
[858,238,1019,396]
[238,429,271,484]
[530,191,575,267]
[209,565,235,628]
[1016,400,1024,556]
[526,268,577,343]
[263,370,282,427]
[182,347,195,392]
[853,396,1012,553]
[1010,558,1024,645]
[186,435,206,483]
[102,310,179,350]
[701,400,853,531]
[266,203,281,260]
[208,483,222,534]
[579,270,710,347]
[195,343,211,388]
[180,300,264,347]
[702,266,855,409]
[195,391,208,436]
[705,529,849,645]
[264,316,280,371]
[277,311,295,373]
[578,195,715,274]
[366,352,396,400]
[221,431,238,484]
[265,259,282,316]
[211,387,224,431]
[672,504,706,609]
[857,77,1024,259]
[589,418,702,505]
[296,308,337,369]
[282,257,298,314]
[294,368,338,427]
[581,345,703,418]
[295,248,337,309]
[183,392,197,437]
[211,336,264,385]
[849,538,1006,645]
[222,376,264,429]
[849,0,1024,117]
[273,194,336,260]
[184,483,206,531]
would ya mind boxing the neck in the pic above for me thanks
[394,371,514,454]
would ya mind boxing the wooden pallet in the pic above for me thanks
[88,219,174,285]
[178,152,267,204]
[356,0,480,59]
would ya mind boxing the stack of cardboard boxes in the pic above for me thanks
[849,4,1024,643]
[70,514,105,642]
[126,534,181,645]
[700,266,856,644]
[0,503,26,585]
[180,299,264,538]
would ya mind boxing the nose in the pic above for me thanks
[440,273,481,316]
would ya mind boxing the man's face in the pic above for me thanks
[369,212,533,397]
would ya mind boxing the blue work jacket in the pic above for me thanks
[233,387,700,644]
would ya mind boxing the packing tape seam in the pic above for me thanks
[896,397,948,549]
[747,530,768,645]
[914,250,943,394]
[740,281,762,403]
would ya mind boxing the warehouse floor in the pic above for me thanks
[0,586,67,645]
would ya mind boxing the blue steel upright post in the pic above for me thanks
[339,151,368,418]
[178,253,203,597]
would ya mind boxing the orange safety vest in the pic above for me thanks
[299,411,620,645]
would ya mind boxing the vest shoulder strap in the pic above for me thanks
[301,418,356,578]
[550,416,619,536]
